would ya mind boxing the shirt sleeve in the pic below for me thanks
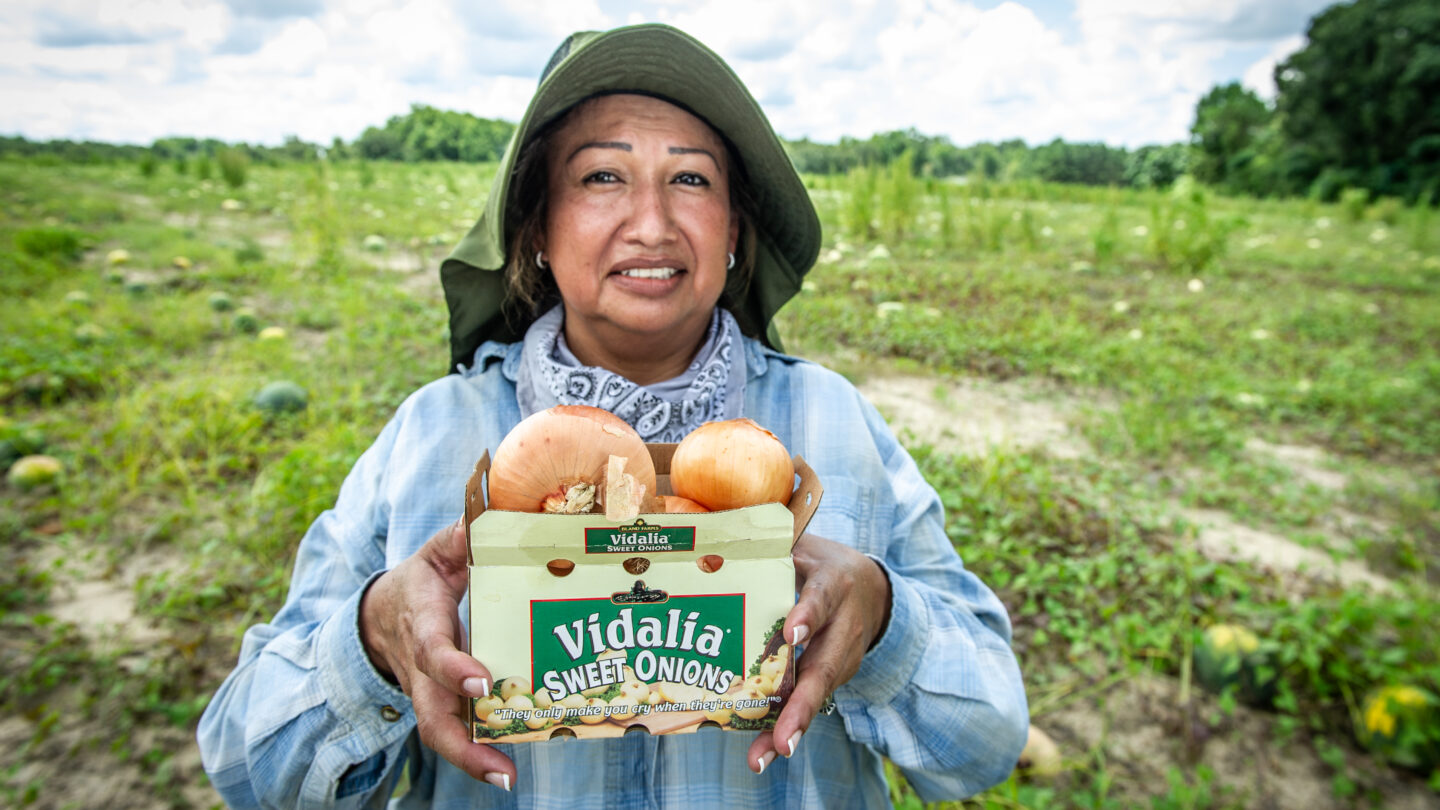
[197,414,418,809]
[827,396,1029,801]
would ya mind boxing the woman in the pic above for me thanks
[198,24,1027,808]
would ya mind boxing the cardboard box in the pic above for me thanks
[464,443,821,743]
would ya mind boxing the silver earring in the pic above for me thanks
[726,252,735,270]
[536,251,548,270]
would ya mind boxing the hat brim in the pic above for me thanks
[441,24,820,373]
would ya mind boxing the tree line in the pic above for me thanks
[2,0,1432,203]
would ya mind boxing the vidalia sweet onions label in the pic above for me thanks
[463,443,821,744]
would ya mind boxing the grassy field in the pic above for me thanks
[1,156,1437,808]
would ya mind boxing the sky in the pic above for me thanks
[0,0,1339,150]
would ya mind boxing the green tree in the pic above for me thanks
[1275,0,1440,200]
[1189,82,1272,187]
[1026,139,1128,186]
[353,105,514,163]
[1125,144,1190,189]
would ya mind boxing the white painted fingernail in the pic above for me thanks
[786,730,803,757]
[463,677,489,697]
[792,625,808,646]
[484,772,511,791]
[756,751,776,774]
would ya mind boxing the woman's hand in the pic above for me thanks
[360,519,515,791]
[746,532,892,774]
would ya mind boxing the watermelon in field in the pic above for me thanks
[233,307,260,333]
[254,381,308,414]
[74,323,107,345]
[1357,684,1439,772]
[1193,623,1277,706]
[8,455,62,491]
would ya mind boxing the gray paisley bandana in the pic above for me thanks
[514,305,747,442]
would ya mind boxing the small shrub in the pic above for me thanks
[878,150,920,240]
[937,183,954,249]
[1340,187,1369,222]
[842,165,878,242]
[1093,205,1120,265]
[1147,177,1238,274]
[14,228,83,260]
[1410,200,1434,251]
[1367,197,1403,226]
[217,148,249,189]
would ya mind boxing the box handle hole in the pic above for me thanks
[697,554,724,573]
[546,559,575,577]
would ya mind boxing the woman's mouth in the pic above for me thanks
[616,267,680,279]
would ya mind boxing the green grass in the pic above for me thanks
[2,156,1437,806]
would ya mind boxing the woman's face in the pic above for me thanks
[542,94,738,363]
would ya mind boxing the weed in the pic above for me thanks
[217,148,249,190]
[13,227,84,261]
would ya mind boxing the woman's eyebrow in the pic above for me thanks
[567,141,631,163]
[669,146,720,169]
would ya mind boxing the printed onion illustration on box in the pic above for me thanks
[464,417,821,744]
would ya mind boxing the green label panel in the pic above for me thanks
[531,594,744,701]
[585,520,695,553]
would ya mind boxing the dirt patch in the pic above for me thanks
[48,578,167,646]
[853,368,1399,594]
[856,374,1089,460]
[1034,674,1434,808]
[0,714,215,810]
[1245,439,1348,492]
[1180,507,1394,593]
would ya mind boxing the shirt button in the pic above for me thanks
[380,705,402,722]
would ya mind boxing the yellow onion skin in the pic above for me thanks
[488,405,656,514]
[661,494,710,513]
[670,418,794,511]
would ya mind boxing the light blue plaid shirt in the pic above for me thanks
[197,339,1028,809]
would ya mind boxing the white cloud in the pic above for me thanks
[1,0,1325,148]
[1243,34,1305,100]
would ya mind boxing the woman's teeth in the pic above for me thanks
[619,267,679,279]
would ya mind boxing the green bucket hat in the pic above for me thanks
[440,23,821,373]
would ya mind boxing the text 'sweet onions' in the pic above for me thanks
[669,418,794,511]
[487,405,656,521]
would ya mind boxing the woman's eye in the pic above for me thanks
[583,170,619,184]
[674,172,709,187]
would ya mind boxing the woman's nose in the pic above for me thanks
[622,182,677,247]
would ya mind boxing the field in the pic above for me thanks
[2,156,1437,808]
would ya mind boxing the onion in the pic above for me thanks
[488,405,656,520]
[660,495,709,513]
[670,418,794,511]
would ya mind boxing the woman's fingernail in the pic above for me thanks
[791,625,808,646]
[464,677,489,697]
[756,751,776,774]
[785,730,803,757]
[484,772,512,791]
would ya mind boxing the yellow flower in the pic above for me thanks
[1365,697,1397,738]
[1387,685,1427,708]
